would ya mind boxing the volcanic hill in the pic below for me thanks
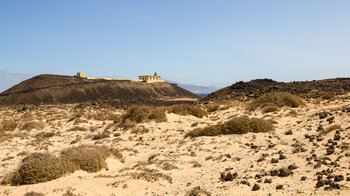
[202,78,350,102]
[0,74,199,106]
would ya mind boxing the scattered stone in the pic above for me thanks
[276,184,283,190]
[241,180,250,186]
[279,154,286,160]
[333,134,341,141]
[326,146,335,155]
[300,176,307,181]
[285,130,293,135]
[317,136,324,142]
[252,184,260,191]
[346,177,350,181]
[317,124,324,132]
[264,178,272,183]
[287,164,298,170]
[268,143,276,148]
[278,167,293,177]
[271,158,278,164]
[270,169,278,176]
[327,116,335,124]
[334,175,344,182]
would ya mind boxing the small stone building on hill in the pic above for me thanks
[139,72,165,83]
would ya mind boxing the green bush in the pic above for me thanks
[167,104,205,118]
[185,116,274,138]
[250,92,305,111]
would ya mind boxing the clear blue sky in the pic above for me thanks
[1,0,349,92]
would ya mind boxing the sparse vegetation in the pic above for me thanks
[20,121,45,131]
[121,105,167,127]
[185,116,274,138]
[67,126,88,132]
[167,104,205,118]
[0,119,18,132]
[23,191,45,196]
[250,92,305,111]
[12,153,67,185]
[185,186,212,196]
[10,145,123,185]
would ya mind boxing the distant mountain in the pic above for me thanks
[166,81,221,95]
[0,74,199,106]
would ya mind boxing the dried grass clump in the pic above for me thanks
[67,126,88,132]
[23,191,45,196]
[60,145,122,173]
[250,92,305,111]
[0,119,18,132]
[10,145,123,185]
[185,116,274,138]
[167,104,205,118]
[20,121,45,131]
[205,103,221,113]
[185,186,212,196]
[108,113,122,123]
[12,153,69,185]
[121,105,167,127]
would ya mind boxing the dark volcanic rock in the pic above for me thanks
[0,74,199,106]
[252,184,260,191]
[201,78,350,102]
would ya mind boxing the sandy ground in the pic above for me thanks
[0,97,349,196]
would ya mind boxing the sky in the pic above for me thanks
[1,0,350,92]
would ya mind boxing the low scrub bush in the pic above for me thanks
[67,126,88,132]
[167,104,205,118]
[20,121,45,131]
[60,145,122,173]
[185,116,274,138]
[250,92,305,111]
[122,105,167,127]
[11,145,123,185]
[12,153,68,185]
[0,119,18,132]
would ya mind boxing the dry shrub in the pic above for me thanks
[108,113,122,123]
[23,191,45,196]
[121,105,167,127]
[67,126,88,132]
[122,119,137,128]
[0,119,18,132]
[205,103,221,113]
[185,116,274,138]
[185,186,211,196]
[60,145,122,173]
[12,153,69,185]
[320,125,341,136]
[167,104,205,118]
[10,145,123,185]
[20,121,45,131]
[148,107,167,122]
[92,130,110,140]
[250,92,305,111]
[261,103,279,113]
[123,105,151,123]
[131,125,149,134]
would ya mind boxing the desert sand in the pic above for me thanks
[0,95,349,196]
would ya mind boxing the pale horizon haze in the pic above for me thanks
[1,0,350,92]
